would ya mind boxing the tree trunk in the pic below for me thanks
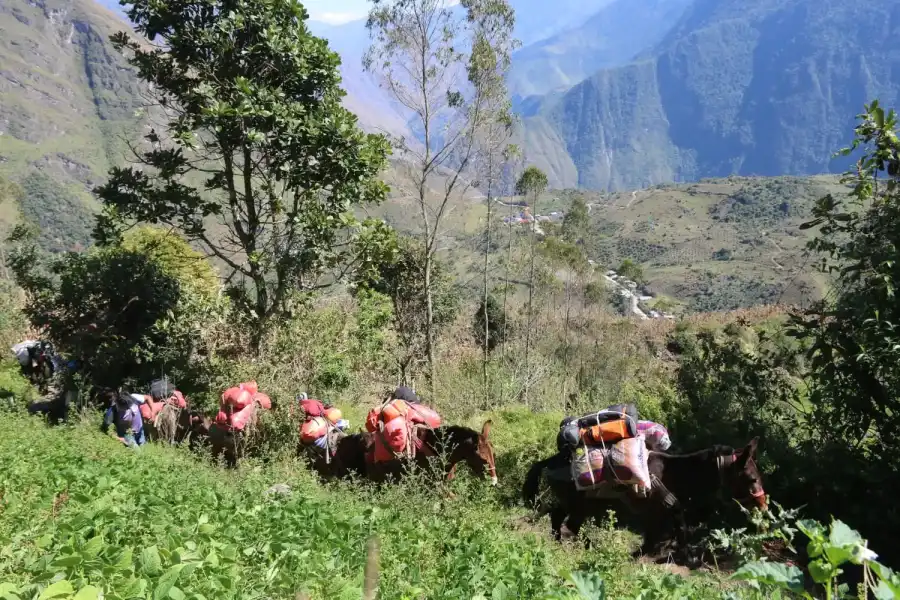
[563,272,571,411]
[482,155,494,407]
[250,270,268,356]
[424,250,436,396]
[524,192,537,407]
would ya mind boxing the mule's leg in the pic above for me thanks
[549,506,567,541]
[634,503,680,561]
[563,500,589,545]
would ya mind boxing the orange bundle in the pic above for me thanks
[580,419,634,445]
[218,382,271,431]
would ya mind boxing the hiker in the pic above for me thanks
[26,354,78,425]
[101,392,146,447]
[12,340,60,387]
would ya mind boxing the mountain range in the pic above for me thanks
[0,0,874,311]
[308,0,900,191]
[522,0,900,190]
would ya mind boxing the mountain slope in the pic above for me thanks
[0,0,142,250]
[523,0,900,191]
[508,0,693,99]
[306,19,412,138]
[308,0,620,138]
[510,0,614,46]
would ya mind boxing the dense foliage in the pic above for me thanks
[6,227,222,390]
[473,294,508,353]
[664,102,900,569]
[354,235,459,383]
[94,0,392,350]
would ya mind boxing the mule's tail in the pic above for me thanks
[522,453,563,507]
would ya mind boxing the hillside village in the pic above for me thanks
[502,202,674,320]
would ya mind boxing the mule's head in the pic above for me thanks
[450,421,498,486]
[721,437,767,511]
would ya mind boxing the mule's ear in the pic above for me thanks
[481,420,493,439]
[744,437,760,458]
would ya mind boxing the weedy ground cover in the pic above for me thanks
[0,407,749,600]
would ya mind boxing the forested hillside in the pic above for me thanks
[0,0,142,250]
[507,0,693,99]
[523,0,900,190]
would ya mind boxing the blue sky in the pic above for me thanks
[304,0,369,24]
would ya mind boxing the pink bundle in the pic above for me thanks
[637,421,672,451]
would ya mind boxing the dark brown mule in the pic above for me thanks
[523,438,765,559]
[208,423,246,468]
[302,431,372,481]
[366,421,498,486]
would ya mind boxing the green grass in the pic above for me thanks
[0,394,749,599]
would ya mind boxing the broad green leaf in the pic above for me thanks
[38,580,74,600]
[571,571,606,600]
[732,561,805,593]
[141,546,162,577]
[153,564,185,600]
[0,582,21,600]
[870,562,900,596]
[828,520,862,548]
[82,537,104,558]
[73,585,101,600]
[807,559,839,583]
[52,555,82,568]
[120,577,147,599]
[115,548,134,573]
[179,563,197,580]
[873,581,898,600]
[167,587,185,600]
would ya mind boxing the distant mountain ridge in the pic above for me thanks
[507,0,693,99]
[522,0,900,190]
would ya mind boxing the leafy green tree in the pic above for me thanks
[365,0,516,391]
[8,229,183,388]
[516,166,548,405]
[473,294,508,354]
[617,258,645,284]
[790,100,900,462]
[583,281,610,306]
[121,226,220,298]
[355,235,458,383]
[94,0,392,352]
[562,196,590,245]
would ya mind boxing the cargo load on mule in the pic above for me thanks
[297,394,349,460]
[134,377,189,422]
[215,381,272,431]
[365,394,442,463]
[558,403,653,494]
[637,420,671,452]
